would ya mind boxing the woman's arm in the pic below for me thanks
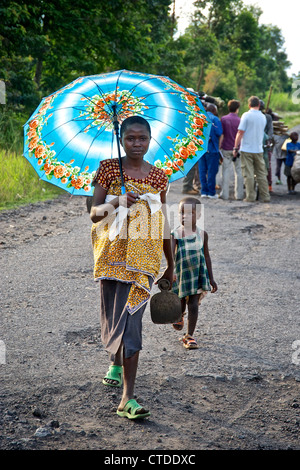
[90,183,139,224]
[158,189,174,286]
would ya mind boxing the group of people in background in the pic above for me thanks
[182,93,299,200]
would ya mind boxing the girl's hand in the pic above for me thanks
[210,280,218,293]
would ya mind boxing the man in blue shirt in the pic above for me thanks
[198,103,223,198]
[233,96,270,202]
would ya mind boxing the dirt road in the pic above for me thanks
[1,149,300,451]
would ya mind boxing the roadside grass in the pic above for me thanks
[0,150,64,211]
[279,112,300,130]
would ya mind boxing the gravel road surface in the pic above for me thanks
[1,149,299,451]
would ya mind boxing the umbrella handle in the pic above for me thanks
[112,104,126,195]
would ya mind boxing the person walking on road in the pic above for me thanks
[219,99,244,200]
[90,116,174,420]
[233,96,270,203]
[285,131,300,194]
[171,197,217,350]
[198,103,223,199]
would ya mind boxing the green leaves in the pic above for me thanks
[180,0,291,100]
[1,0,173,114]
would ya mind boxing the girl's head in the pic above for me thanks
[120,116,151,160]
[290,132,299,143]
[179,197,201,227]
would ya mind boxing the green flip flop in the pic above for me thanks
[102,365,123,387]
[117,399,150,420]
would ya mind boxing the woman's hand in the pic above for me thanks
[119,191,139,208]
[156,265,174,289]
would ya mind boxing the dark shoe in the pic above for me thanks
[182,189,200,195]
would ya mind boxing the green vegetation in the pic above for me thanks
[0,150,64,211]
[1,0,299,209]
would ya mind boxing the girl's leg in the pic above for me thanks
[187,294,200,337]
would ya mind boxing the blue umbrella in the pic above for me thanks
[23,70,211,196]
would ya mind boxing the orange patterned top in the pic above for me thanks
[93,158,168,192]
[91,158,168,314]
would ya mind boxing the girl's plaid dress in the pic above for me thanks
[172,226,211,299]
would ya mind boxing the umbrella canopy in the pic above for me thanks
[23,70,211,196]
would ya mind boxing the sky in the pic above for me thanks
[174,0,299,76]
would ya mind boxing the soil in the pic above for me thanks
[1,146,300,453]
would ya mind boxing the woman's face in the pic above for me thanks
[121,124,151,160]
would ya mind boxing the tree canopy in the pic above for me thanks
[0,0,294,117]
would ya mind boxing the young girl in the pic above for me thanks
[171,197,217,349]
[90,116,173,419]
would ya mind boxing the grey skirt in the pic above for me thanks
[99,279,151,360]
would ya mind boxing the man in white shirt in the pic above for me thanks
[233,96,270,202]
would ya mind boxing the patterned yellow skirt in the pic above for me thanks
[91,180,165,314]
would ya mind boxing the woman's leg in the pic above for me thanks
[118,350,139,410]
[117,351,149,415]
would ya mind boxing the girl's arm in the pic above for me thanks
[203,231,218,293]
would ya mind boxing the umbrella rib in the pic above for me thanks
[38,116,107,144]
[39,116,112,163]
[137,112,192,138]
[84,76,117,115]
[149,136,185,176]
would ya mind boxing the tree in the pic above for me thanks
[178,0,291,102]
[0,0,173,113]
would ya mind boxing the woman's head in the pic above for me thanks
[120,116,151,160]
[120,116,151,139]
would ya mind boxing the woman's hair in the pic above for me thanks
[120,116,151,138]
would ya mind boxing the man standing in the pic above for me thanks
[198,103,223,198]
[219,99,244,200]
[233,96,270,202]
